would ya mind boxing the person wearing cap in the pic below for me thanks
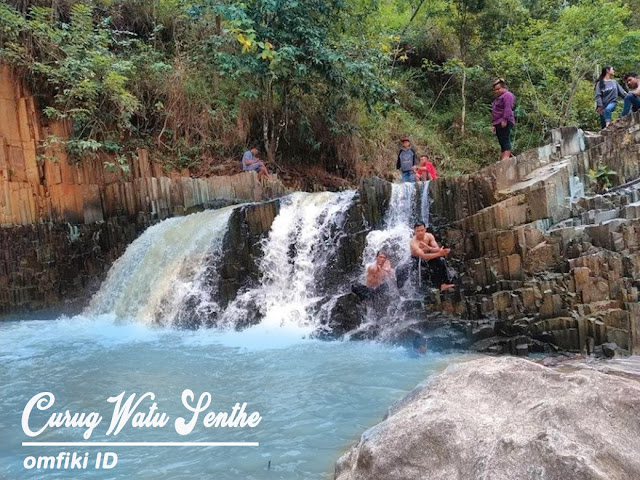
[491,79,516,162]
[241,146,271,180]
[396,137,417,182]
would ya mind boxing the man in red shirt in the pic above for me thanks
[491,79,516,162]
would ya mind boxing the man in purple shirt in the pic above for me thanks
[491,79,516,161]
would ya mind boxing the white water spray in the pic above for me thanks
[363,182,416,271]
[220,191,356,333]
[421,180,431,226]
[87,207,233,324]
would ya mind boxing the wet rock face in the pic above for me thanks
[335,356,640,480]
[358,177,392,230]
[0,216,151,316]
[217,200,280,308]
[316,293,366,339]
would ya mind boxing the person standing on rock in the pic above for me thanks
[396,137,417,183]
[409,222,455,291]
[241,146,271,180]
[491,79,516,162]
[594,66,627,129]
[621,73,640,117]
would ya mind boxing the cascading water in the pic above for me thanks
[362,182,416,271]
[352,182,423,331]
[220,191,356,333]
[421,180,431,226]
[84,182,428,334]
[87,207,233,325]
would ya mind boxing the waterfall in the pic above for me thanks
[363,182,416,273]
[220,191,356,331]
[87,189,358,331]
[85,183,421,334]
[421,180,431,226]
[86,207,233,325]
[352,182,422,330]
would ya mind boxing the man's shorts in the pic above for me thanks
[495,124,513,152]
[244,161,265,172]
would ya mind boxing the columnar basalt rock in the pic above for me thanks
[217,200,281,308]
[0,66,288,227]
[427,114,640,355]
[0,65,288,315]
[0,217,151,315]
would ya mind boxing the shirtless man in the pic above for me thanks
[366,251,394,289]
[352,251,394,300]
[409,222,455,290]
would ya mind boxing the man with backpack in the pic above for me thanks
[396,137,417,182]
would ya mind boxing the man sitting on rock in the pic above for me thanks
[352,251,394,300]
[241,146,271,180]
[622,73,640,117]
[409,222,455,291]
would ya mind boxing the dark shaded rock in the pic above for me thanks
[358,177,392,229]
[321,199,369,292]
[217,199,280,307]
[602,342,620,358]
[316,293,365,338]
[0,217,152,317]
[348,324,381,341]
[425,326,468,351]
[470,324,495,342]
[470,336,509,353]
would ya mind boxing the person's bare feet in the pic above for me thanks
[440,283,455,291]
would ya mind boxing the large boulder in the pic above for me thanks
[335,356,640,480]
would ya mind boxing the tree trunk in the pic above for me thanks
[461,69,466,136]
[262,78,277,164]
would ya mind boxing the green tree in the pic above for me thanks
[490,0,640,133]
[200,0,392,163]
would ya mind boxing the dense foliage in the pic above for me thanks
[1,0,639,180]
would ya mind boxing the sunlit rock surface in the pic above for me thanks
[335,356,640,480]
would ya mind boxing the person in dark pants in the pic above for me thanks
[594,66,627,129]
[408,222,455,291]
[491,79,516,162]
[396,137,417,183]
[621,73,640,117]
